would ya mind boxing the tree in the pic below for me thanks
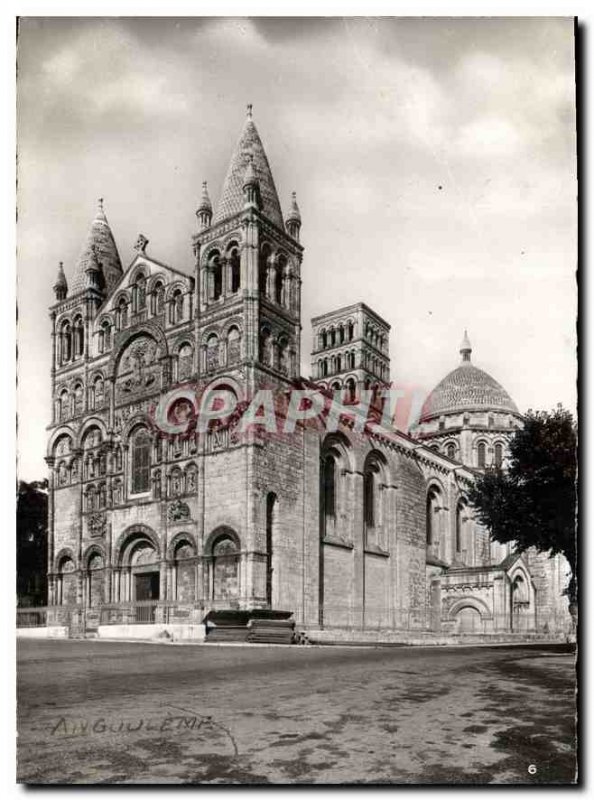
[17,479,49,606]
[467,406,577,604]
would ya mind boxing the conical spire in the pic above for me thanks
[460,329,472,363]
[53,261,68,300]
[212,105,283,227]
[69,199,123,295]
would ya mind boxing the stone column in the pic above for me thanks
[112,568,121,603]
[351,470,365,629]
[159,560,167,603]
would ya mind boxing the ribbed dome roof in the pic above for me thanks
[419,332,518,421]
[212,107,283,227]
[70,200,123,295]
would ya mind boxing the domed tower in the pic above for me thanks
[411,332,523,469]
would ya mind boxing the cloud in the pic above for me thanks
[455,115,524,158]
[28,22,191,122]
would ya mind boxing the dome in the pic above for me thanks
[419,332,519,422]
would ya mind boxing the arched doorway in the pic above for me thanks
[208,529,240,605]
[456,605,483,633]
[86,551,105,607]
[116,529,161,621]
[511,573,531,632]
[56,555,77,605]
[172,537,197,602]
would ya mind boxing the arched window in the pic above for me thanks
[275,255,286,305]
[345,378,356,403]
[99,320,111,353]
[170,289,184,323]
[322,453,336,518]
[446,443,456,460]
[73,383,84,416]
[131,428,151,494]
[364,465,377,528]
[227,326,241,365]
[348,321,354,341]
[259,327,271,366]
[477,442,487,468]
[258,246,270,296]
[59,389,69,421]
[229,248,241,294]
[330,328,336,347]
[153,281,165,315]
[206,334,219,371]
[494,442,504,468]
[73,316,84,358]
[266,493,277,606]
[212,256,223,301]
[278,336,289,375]
[170,467,183,497]
[426,489,440,546]
[455,502,466,553]
[59,321,72,363]
[90,376,103,410]
[118,298,128,330]
[177,343,193,381]
[134,273,147,311]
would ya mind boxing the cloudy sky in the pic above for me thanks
[17,16,576,480]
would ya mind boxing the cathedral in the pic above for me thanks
[45,107,571,642]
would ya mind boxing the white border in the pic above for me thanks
[4,3,588,797]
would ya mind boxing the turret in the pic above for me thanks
[53,262,68,301]
[84,245,105,293]
[196,181,212,231]
[460,330,472,363]
[285,191,301,241]
[242,154,260,210]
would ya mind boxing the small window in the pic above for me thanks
[230,249,241,294]
[323,453,336,518]
[131,429,151,494]
[494,443,504,468]
[477,442,487,468]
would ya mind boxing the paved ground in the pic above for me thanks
[17,639,576,785]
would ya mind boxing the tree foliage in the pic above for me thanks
[467,406,577,602]
[17,479,48,606]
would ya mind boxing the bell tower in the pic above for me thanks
[192,106,303,392]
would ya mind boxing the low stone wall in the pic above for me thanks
[96,624,206,642]
[305,627,570,647]
[17,626,69,639]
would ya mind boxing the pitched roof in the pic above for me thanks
[212,112,283,227]
[69,201,123,295]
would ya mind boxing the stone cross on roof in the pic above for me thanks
[134,234,149,253]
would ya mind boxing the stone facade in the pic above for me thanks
[45,109,572,639]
